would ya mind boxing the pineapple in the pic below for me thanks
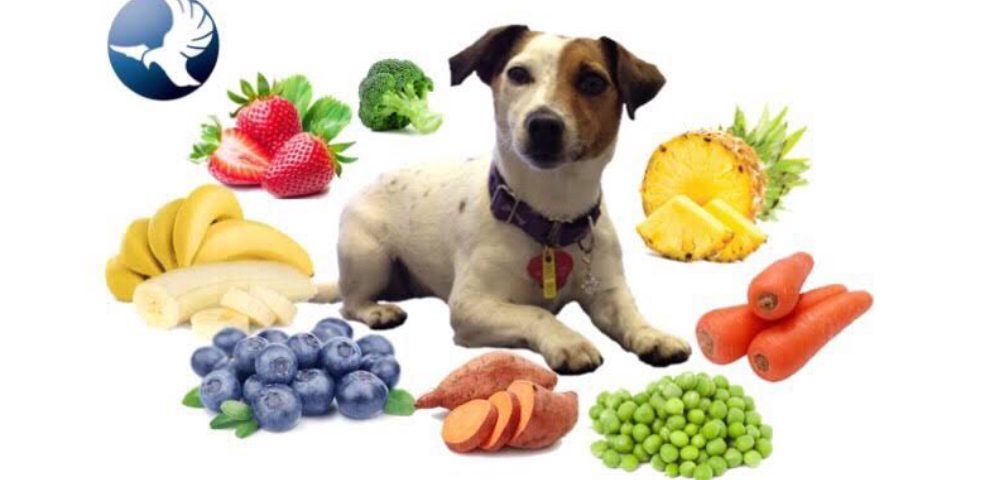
[704,199,768,262]
[637,195,734,261]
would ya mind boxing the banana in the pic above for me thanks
[120,219,163,276]
[147,198,184,271]
[132,261,317,329]
[105,256,147,302]
[248,286,297,326]
[193,219,314,276]
[191,307,251,340]
[172,184,243,268]
[221,288,277,327]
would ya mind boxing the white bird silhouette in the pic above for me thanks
[109,0,215,88]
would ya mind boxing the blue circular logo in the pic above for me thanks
[108,0,219,100]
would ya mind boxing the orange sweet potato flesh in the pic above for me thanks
[442,399,498,453]
[480,391,521,451]
[416,352,558,410]
[506,380,578,449]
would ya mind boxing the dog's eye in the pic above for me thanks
[577,72,608,96]
[507,66,532,85]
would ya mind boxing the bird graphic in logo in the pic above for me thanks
[108,0,219,100]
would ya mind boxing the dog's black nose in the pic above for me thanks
[526,109,565,154]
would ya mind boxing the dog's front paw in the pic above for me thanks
[628,327,692,367]
[357,303,408,330]
[540,334,603,375]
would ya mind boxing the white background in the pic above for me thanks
[2,0,997,478]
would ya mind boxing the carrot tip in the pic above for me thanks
[752,353,769,372]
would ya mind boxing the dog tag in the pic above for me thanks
[526,248,573,298]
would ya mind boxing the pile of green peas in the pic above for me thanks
[589,372,772,479]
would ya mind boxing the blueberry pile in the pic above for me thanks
[185,318,410,437]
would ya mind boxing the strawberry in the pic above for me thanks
[263,133,336,197]
[229,74,302,155]
[190,117,269,186]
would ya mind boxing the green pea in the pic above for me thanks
[591,439,609,458]
[660,443,680,462]
[643,433,664,454]
[682,391,701,410]
[593,420,605,435]
[589,404,603,420]
[679,460,697,478]
[744,396,755,412]
[666,414,686,431]
[713,388,730,402]
[698,398,712,412]
[596,391,610,405]
[726,408,745,424]
[707,456,728,476]
[726,397,746,410]
[631,423,650,443]
[659,426,671,439]
[743,450,763,468]
[617,401,638,422]
[691,434,706,449]
[746,424,761,439]
[746,410,762,426]
[665,397,685,415]
[712,375,729,389]
[701,420,723,440]
[633,444,650,462]
[650,393,667,410]
[611,434,635,453]
[708,400,728,420]
[634,403,656,424]
[735,434,755,452]
[614,388,632,399]
[695,376,716,397]
[684,423,700,437]
[651,454,667,472]
[706,438,727,456]
[760,424,773,439]
[602,449,621,468]
[660,382,683,399]
[653,418,666,433]
[687,409,706,425]
[646,381,660,394]
[659,374,674,383]
[634,391,651,405]
[665,462,681,478]
[724,448,743,467]
[599,410,621,434]
[729,384,744,398]
[620,423,634,437]
[676,373,698,391]
[680,445,699,461]
[756,438,773,458]
[669,430,690,447]
[728,422,746,439]
[697,451,708,464]
[606,396,623,410]
[621,454,640,472]
[693,464,713,480]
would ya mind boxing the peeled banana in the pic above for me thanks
[221,288,277,327]
[105,256,147,302]
[191,307,251,339]
[249,286,297,326]
[132,261,317,329]
[173,185,243,267]
[148,198,184,270]
[120,219,163,276]
[192,219,314,276]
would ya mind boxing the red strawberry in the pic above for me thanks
[229,74,302,155]
[207,129,269,185]
[263,132,336,198]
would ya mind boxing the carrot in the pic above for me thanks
[748,252,815,320]
[507,380,578,449]
[442,399,498,453]
[748,290,873,382]
[480,391,521,451]
[416,352,558,410]
[697,284,847,364]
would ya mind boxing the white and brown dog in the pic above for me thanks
[329,25,691,374]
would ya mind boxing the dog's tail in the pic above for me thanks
[310,280,341,303]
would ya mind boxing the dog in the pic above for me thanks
[329,25,691,374]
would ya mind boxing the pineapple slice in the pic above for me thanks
[637,195,734,261]
[704,199,768,262]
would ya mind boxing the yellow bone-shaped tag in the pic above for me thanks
[542,246,557,299]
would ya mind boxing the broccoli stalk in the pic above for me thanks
[379,83,443,134]
[358,59,443,134]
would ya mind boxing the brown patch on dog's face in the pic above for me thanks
[553,39,622,161]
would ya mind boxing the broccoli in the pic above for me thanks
[358,59,443,134]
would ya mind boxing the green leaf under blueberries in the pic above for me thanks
[182,387,203,408]
[384,389,415,416]
[235,420,259,439]
[210,414,244,430]
[220,400,252,421]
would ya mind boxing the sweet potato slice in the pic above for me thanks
[506,380,578,449]
[480,391,521,451]
[442,399,498,453]
[416,352,558,410]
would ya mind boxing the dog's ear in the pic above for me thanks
[599,37,666,119]
[450,25,530,86]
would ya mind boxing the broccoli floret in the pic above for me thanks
[359,59,442,134]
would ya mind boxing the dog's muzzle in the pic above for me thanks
[523,108,565,168]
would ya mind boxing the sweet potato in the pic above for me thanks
[416,352,558,410]
[506,380,578,449]
[442,399,497,453]
[480,391,520,451]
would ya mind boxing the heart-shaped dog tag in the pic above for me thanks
[527,249,574,296]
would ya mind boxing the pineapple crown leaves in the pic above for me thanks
[189,115,222,164]
[727,106,809,221]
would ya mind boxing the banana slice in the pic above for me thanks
[248,286,297,326]
[191,307,251,340]
[221,287,277,327]
[172,184,243,267]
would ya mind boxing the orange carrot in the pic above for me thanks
[697,284,847,364]
[748,290,873,382]
[480,391,521,451]
[507,380,578,449]
[442,399,498,453]
[748,252,815,320]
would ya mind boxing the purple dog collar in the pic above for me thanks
[488,166,601,248]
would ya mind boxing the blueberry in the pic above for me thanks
[291,369,336,416]
[212,358,249,382]
[357,334,395,356]
[287,332,322,368]
[319,337,362,378]
[255,344,298,384]
[314,317,353,339]
[361,354,401,389]
[212,328,247,355]
[257,329,289,344]
[199,369,242,412]
[252,385,302,432]
[191,346,228,377]
[232,336,269,375]
[242,375,266,404]
[335,370,388,420]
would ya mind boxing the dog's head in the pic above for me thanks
[450,25,665,170]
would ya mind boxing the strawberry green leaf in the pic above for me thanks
[189,116,222,164]
[256,73,270,97]
[336,155,357,164]
[335,162,343,176]
[182,387,203,408]
[276,75,313,121]
[235,420,259,439]
[304,96,352,142]
[329,141,354,153]
[240,80,255,100]
[227,91,248,105]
